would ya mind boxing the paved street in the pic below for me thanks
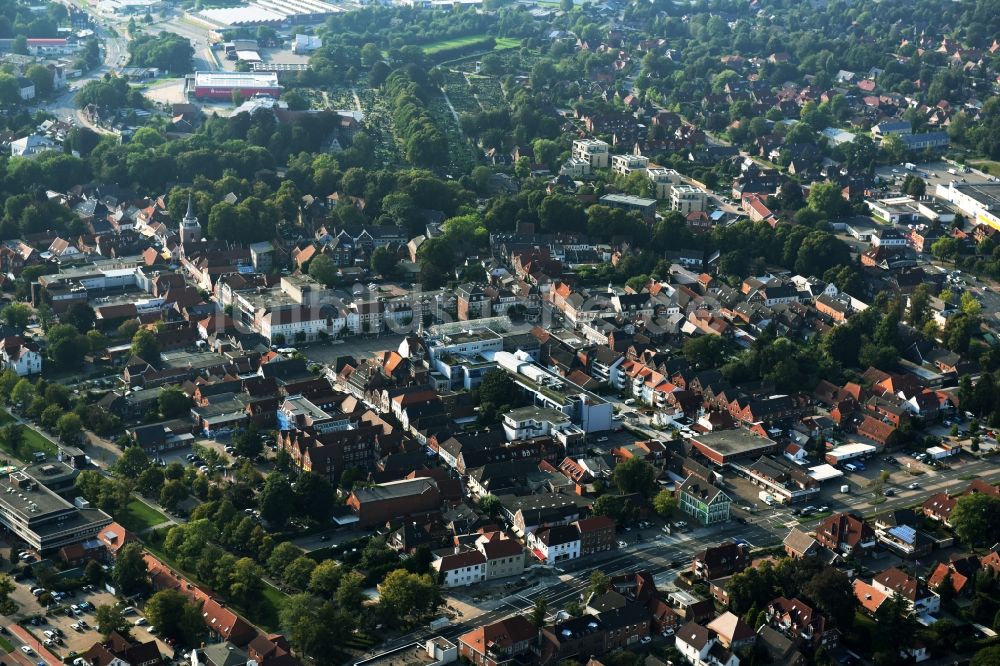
[366,521,775,656]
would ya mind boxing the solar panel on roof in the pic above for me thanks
[888,525,916,544]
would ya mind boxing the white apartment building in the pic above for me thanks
[611,154,649,176]
[670,185,708,214]
[572,139,610,168]
[527,525,581,565]
[560,157,592,178]
[258,306,330,344]
[648,167,683,199]
[501,406,575,441]
[433,551,486,587]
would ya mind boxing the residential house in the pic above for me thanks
[674,622,739,666]
[458,616,538,666]
[691,542,750,581]
[871,567,940,614]
[527,524,581,565]
[0,336,41,376]
[679,476,731,526]
[814,512,876,555]
[766,597,838,649]
[433,550,487,588]
[574,516,616,556]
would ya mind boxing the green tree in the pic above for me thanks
[228,557,264,609]
[25,64,53,99]
[56,412,83,443]
[902,174,926,197]
[10,379,34,407]
[280,593,323,655]
[232,425,263,459]
[159,479,189,511]
[158,386,190,418]
[309,560,343,598]
[807,182,850,218]
[612,457,657,496]
[95,604,130,637]
[308,254,338,287]
[336,570,366,611]
[950,494,1000,547]
[267,541,302,577]
[137,465,165,497]
[931,236,959,261]
[530,596,548,627]
[293,471,335,522]
[588,571,610,598]
[259,473,294,526]
[370,246,397,276]
[1,303,31,329]
[144,589,204,646]
[48,324,85,369]
[85,560,105,586]
[972,646,1000,666]
[479,493,502,517]
[284,556,317,590]
[683,335,733,369]
[62,302,96,332]
[653,489,678,516]
[131,329,160,364]
[961,291,983,316]
[112,445,151,479]
[908,284,932,328]
[112,542,148,595]
[478,370,515,409]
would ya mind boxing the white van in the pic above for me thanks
[844,463,857,472]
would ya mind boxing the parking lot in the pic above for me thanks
[8,579,172,660]
[874,159,996,187]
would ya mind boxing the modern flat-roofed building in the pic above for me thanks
[670,185,708,215]
[598,193,656,222]
[935,181,1000,231]
[689,429,777,466]
[611,154,649,176]
[187,71,282,100]
[648,167,682,199]
[0,470,112,553]
[572,139,609,168]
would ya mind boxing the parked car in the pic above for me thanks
[134,618,147,626]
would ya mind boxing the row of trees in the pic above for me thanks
[383,68,449,168]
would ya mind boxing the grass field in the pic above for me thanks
[0,413,59,464]
[119,500,167,533]
[422,35,519,54]
[20,427,57,458]
[969,159,1000,174]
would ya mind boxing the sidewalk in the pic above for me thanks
[9,623,61,666]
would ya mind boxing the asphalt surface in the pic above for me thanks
[365,521,774,656]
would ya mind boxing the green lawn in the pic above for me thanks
[421,35,519,54]
[253,584,285,632]
[0,634,14,652]
[0,418,58,464]
[119,500,167,532]
[969,159,1000,174]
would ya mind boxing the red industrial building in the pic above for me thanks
[188,71,282,100]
